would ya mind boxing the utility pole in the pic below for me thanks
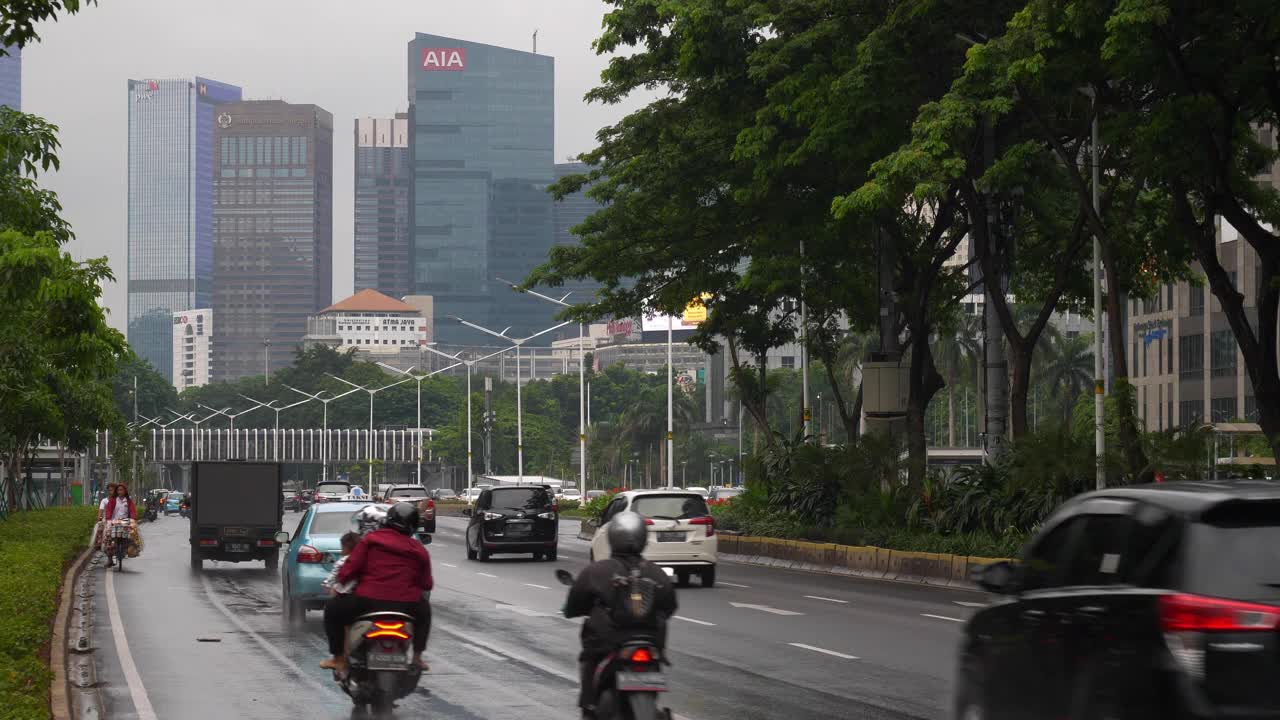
[1089,88,1106,489]
[484,377,494,476]
[800,240,810,439]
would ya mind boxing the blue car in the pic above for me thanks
[163,493,183,515]
[278,502,367,625]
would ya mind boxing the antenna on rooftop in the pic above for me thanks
[533,29,538,54]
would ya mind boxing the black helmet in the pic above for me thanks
[384,501,420,536]
[608,511,648,555]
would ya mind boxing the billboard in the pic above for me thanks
[421,47,466,71]
[640,295,710,332]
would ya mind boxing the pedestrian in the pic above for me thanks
[103,484,137,567]
[95,483,117,555]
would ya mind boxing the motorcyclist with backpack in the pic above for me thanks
[563,511,677,719]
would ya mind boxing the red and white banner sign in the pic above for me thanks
[421,47,466,71]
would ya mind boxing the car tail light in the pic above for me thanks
[256,539,275,547]
[199,538,218,547]
[627,647,655,664]
[688,515,715,537]
[644,518,655,526]
[1159,593,1280,679]
[297,544,324,564]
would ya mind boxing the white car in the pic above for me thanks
[685,486,710,498]
[313,481,352,504]
[589,490,717,587]
[463,486,490,505]
[561,488,583,502]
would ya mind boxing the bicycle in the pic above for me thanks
[108,520,133,572]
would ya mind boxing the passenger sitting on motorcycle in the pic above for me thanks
[103,484,136,568]
[563,511,677,719]
[322,531,362,596]
[321,502,432,673]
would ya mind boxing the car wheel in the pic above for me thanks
[701,566,716,588]
[533,552,544,561]
[264,551,279,574]
[190,547,203,574]
[588,549,595,562]
[955,656,985,720]
[676,570,691,587]
[283,585,306,628]
[545,548,558,562]
[478,546,491,562]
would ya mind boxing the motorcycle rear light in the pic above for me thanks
[367,629,410,640]
[628,647,654,664]
[688,515,715,536]
[1159,593,1280,681]
[296,544,324,563]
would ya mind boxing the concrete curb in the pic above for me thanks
[51,542,99,720]
[716,534,1010,590]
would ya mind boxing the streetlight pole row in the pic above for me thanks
[376,360,464,488]
[327,374,414,496]
[284,385,362,482]
[415,344,515,493]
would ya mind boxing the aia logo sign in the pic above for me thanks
[421,47,466,71]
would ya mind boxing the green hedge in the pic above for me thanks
[0,506,97,720]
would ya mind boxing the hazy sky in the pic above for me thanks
[24,0,648,333]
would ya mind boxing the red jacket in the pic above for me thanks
[104,497,136,520]
[337,528,432,603]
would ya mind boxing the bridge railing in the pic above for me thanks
[95,428,438,464]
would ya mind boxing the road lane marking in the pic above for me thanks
[730,602,803,616]
[954,601,986,608]
[468,645,503,661]
[804,595,849,604]
[718,581,751,588]
[922,613,965,622]
[106,568,159,720]
[524,583,551,590]
[477,572,498,578]
[440,562,458,568]
[674,615,716,626]
[497,604,550,617]
[788,643,858,660]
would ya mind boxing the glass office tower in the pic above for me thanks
[407,34,556,345]
[0,46,20,109]
[127,77,242,382]
[354,114,412,299]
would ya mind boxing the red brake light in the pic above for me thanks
[644,518,654,525]
[367,629,410,640]
[1159,593,1280,632]
[628,647,654,664]
[688,515,715,536]
[297,544,324,564]
[427,498,435,509]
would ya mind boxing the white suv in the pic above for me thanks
[589,490,718,587]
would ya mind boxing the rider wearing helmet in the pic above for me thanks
[564,511,677,719]
[321,501,432,672]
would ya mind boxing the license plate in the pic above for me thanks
[616,671,668,692]
[506,522,532,536]
[225,542,250,553]
[657,531,686,543]
[367,651,407,671]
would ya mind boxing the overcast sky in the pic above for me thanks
[24,0,648,333]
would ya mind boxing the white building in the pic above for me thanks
[305,289,428,356]
[172,309,213,391]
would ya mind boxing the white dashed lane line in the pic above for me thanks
[803,595,849,604]
[921,613,964,623]
[477,572,498,578]
[788,643,859,660]
[524,583,551,590]
[717,581,751,588]
[674,615,717,626]
[953,601,986,608]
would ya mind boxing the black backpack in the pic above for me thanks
[606,558,660,629]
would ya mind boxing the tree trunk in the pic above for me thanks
[850,377,864,444]
[947,357,957,447]
[1100,236,1151,480]
[1008,343,1033,438]
[905,329,945,490]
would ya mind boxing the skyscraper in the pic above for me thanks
[407,34,555,344]
[0,46,21,109]
[212,100,333,382]
[127,77,242,381]
[552,162,604,303]
[354,115,411,299]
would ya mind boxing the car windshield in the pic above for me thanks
[1186,501,1280,601]
[389,487,428,497]
[632,494,709,520]
[488,487,551,510]
[315,483,350,495]
[309,512,355,536]
[436,490,456,498]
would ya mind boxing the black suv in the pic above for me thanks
[463,485,558,562]
[956,480,1280,720]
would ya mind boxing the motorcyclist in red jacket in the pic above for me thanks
[320,502,432,672]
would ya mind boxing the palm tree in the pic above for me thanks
[621,383,699,486]
[1038,332,1094,423]
[934,312,983,447]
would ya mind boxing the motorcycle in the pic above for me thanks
[335,611,422,718]
[555,569,674,720]
[142,498,159,522]
[179,501,190,519]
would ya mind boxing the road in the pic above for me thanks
[91,512,982,719]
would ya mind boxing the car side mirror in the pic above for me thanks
[975,560,1018,595]
[586,517,600,528]
[461,508,472,517]
[274,531,290,544]
[555,569,575,586]
[418,533,432,545]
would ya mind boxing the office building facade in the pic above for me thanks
[406,34,555,345]
[172,309,213,391]
[552,162,604,303]
[212,100,333,382]
[0,46,20,109]
[354,115,412,298]
[127,77,242,381]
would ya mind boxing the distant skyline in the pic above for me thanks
[22,1,655,337]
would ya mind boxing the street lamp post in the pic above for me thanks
[450,316,571,483]
[417,345,513,493]
[167,409,217,461]
[238,395,310,461]
[263,338,272,385]
[284,385,361,482]
[497,279,589,495]
[327,374,414,494]
[377,361,464,487]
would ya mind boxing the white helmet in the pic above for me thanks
[354,504,388,535]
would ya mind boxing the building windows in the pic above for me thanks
[1179,399,1204,426]
[1211,330,1237,377]
[780,356,796,369]
[1211,396,1238,422]
[1179,334,1203,379]
[1189,284,1204,316]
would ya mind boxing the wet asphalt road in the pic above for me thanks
[91,512,983,719]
